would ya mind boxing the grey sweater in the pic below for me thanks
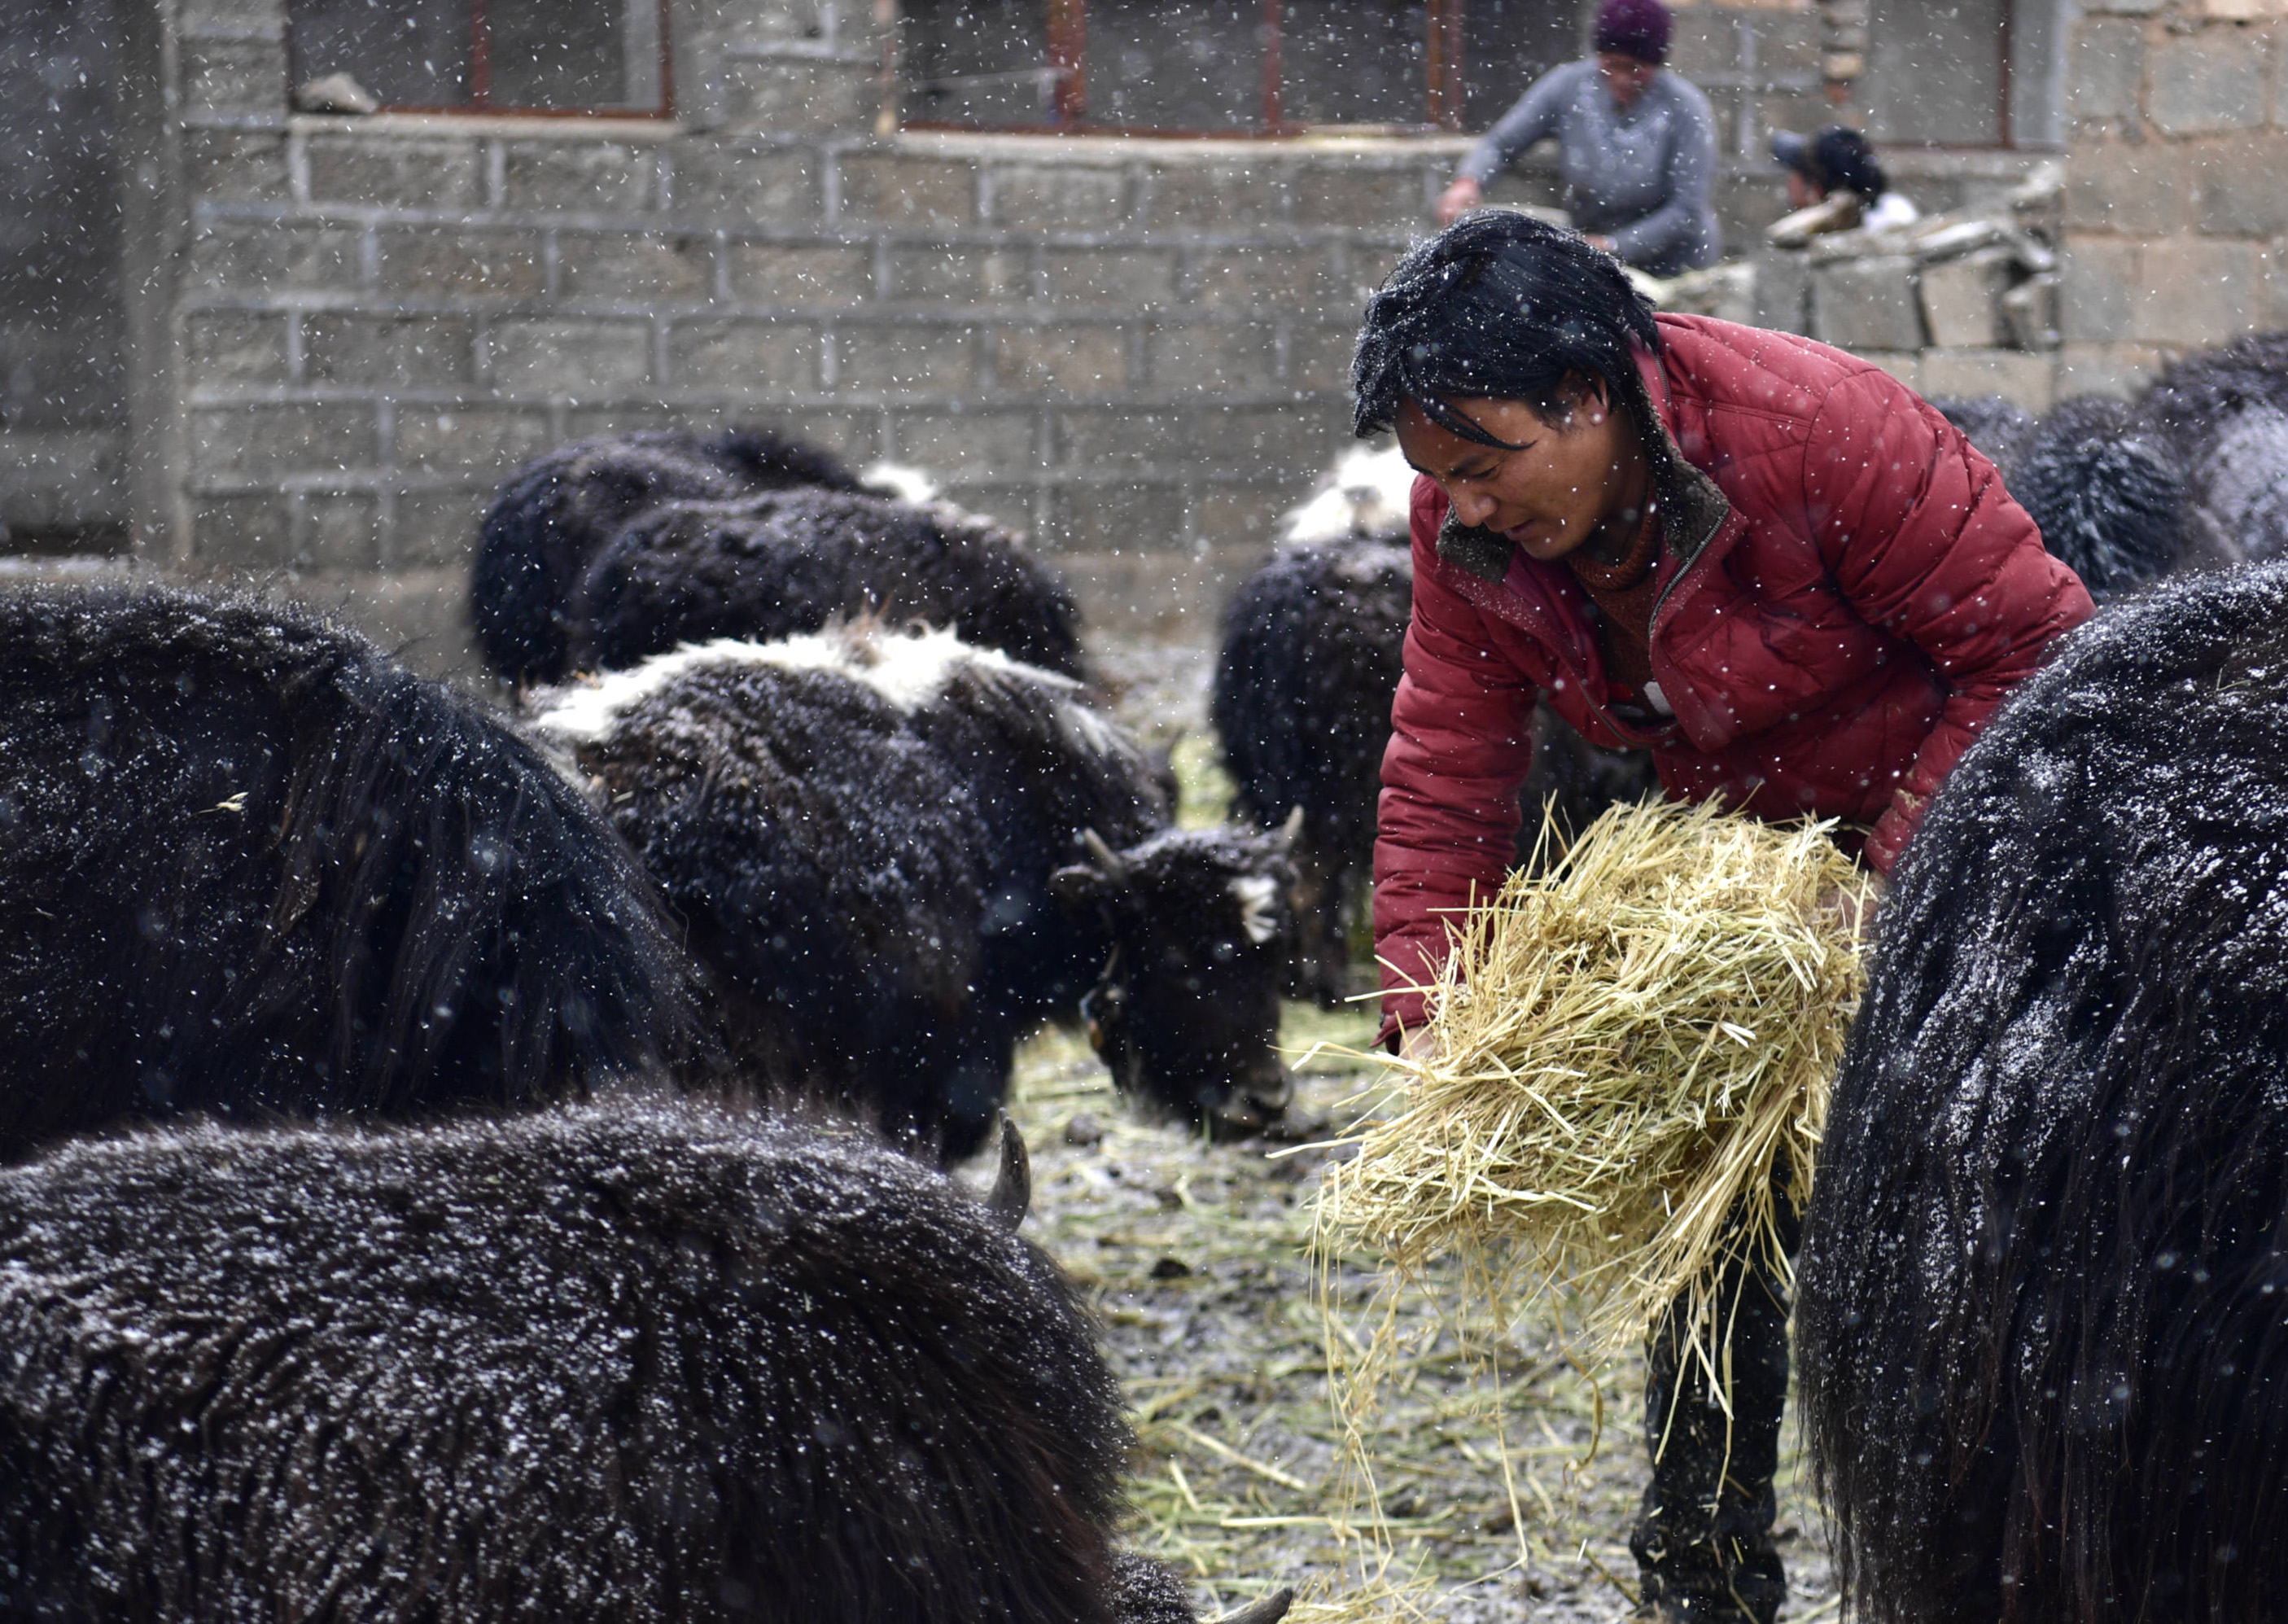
[1459,59,1720,277]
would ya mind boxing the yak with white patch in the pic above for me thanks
[1798,560,2288,1623]
[472,426,867,684]
[532,627,1295,1161]
[571,486,1087,681]
[1213,447,1656,1005]
[0,1099,1293,1624]
[0,584,697,1159]
[2138,329,2288,564]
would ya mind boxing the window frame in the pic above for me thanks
[289,0,676,120]
[903,0,1475,138]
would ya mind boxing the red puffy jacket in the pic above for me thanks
[1374,314,2093,1044]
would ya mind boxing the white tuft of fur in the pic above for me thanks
[1278,443,1419,546]
[860,462,941,506]
[1229,874,1281,945]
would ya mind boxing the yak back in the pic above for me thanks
[473,426,863,683]
[2010,394,2204,598]
[0,584,697,1157]
[571,487,1087,681]
[1799,561,2288,1624]
[1930,395,2039,476]
[0,1099,1131,1623]
[2137,329,2288,453]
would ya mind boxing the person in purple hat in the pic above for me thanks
[1435,0,1718,277]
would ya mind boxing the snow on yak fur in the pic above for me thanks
[532,627,1295,1162]
[571,485,1087,681]
[1797,561,2288,1624]
[1931,395,2038,475]
[2139,330,2288,564]
[1213,529,1656,1006]
[0,585,696,1159]
[472,425,864,684]
[2008,395,2209,600]
[0,1099,1264,1624]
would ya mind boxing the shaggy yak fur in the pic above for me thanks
[472,426,864,684]
[1931,395,2038,475]
[1798,560,2288,1624]
[0,585,697,1159]
[2138,330,2288,563]
[1212,527,1656,1006]
[0,1101,1287,1624]
[533,628,1297,1162]
[570,486,1087,681]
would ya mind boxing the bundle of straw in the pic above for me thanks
[1319,799,1868,1361]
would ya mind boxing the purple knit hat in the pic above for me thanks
[1594,0,1672,63]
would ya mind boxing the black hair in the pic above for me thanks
[1350,211,1664,453]
[1811,127,1886,204]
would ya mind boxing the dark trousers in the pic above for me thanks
[1628,1196,1802,1623]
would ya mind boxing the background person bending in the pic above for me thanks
[1433,0,1717,277]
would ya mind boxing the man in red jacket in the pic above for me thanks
[1352,212,2092,1622]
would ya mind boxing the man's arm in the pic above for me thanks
[1456,63,1578,188]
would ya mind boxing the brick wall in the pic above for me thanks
[2056,0,2288,399]
[152,0,2020,673]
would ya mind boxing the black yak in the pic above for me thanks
[1930,394,2037,474]
[472,426,866,684]
[1797,560,2288,1623]
[0,584,697,1158]
[0,1099,1292,1624]
[571,486,1087,681]
[2007,394,2214,599]
[1212,446,1656,1005]
[532,627,1296,1161]
[2139,330,2288,563]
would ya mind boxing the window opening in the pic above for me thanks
[287,0,671,116]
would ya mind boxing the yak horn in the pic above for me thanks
[1079,827,1131,885]
[1209,1590,1295,1624]
[1276,806,1305,848]
[986,1114,1031,1230]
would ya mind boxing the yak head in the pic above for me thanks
[1051,818,1300,1137]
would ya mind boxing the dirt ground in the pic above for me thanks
[984,640,1843,1623]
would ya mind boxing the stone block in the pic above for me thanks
[718,59,877,131]
[185,313,290,386]
[667,319,819,391]
[182,37,285,115]
[395,409,554,479]
[1290,325,1360,393]
[993,326,1128,396]
[557,234,717,301]
[1055,409,1190,473]
[488,319,654,395]
[1044,481,1187,554]
[187,225,361,292]
[179,0,289,27]
[305,137,483,210]
[2203,0,2288,18]
[1149,322,1280,394]
[1919,250,2016,350]
[2059,237,2136,343]
[836,324,978,394]
[1197,484,1293,551]
[1289,166,1428,230]
[2055,341,2163,398]
[1753,250,1813,335]
[185,129,291,204]
[188,404,374,479]
[502,142,657,215]
[303,315,476,387]
[2079,0,2164,12]
[1809,255,1925,352]
[1919,348,2055,412]
[392,487,492,570]
[1855,352,1922,392]
[193,495,295,570]
[2191,133,2288,237]
[2064,142,2185,234]
[728,243,873,305]
[1048,548,1204,637]
[890,411,1042,475]
[985,166,1129,230]
[374,228,544,297]
[884,245,1026,304]
[674,141,820,224]
[2149,30,2268,135]
[1188,247,1343,317]
[1139,163,1293,230]
[2128,239,2260,343]
[1042,249,1176,308]
[2069,19,2146,120]
[2001,274,2059,351]
[301,494,383,571]
[838,155,973,227]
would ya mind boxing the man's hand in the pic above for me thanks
[1400,1025,1440,1065]
[1820,873,1885,947]
[1584,233,1616,253]
[1435,177,1483,226]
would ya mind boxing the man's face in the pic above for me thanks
[1599,51,1658,109]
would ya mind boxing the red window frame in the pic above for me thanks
[302,0,677,120]
[912,0,1472,137]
